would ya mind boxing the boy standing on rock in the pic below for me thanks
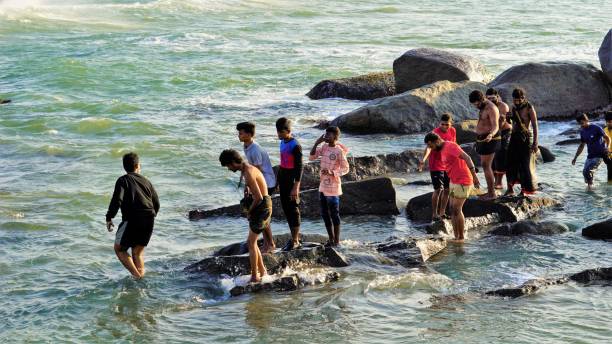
[219,149,272,283]
[418,113,456,221]
[486,88,512,190]
[276,118,303,251]
[106,152,160,279]
[236,121,276,253]
[571,113,611,191]
[470,90,500,200]
[309,126,350,246]
[424,133,480,241]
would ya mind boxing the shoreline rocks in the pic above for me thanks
[581,218,612,240]
[599,29,612,82]
[488,220,569,236]
[306,72,395,101]
[375,236,447,267]
[229,271,340,297]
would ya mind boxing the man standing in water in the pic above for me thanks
[486,88,512,190]
[571,114,611,191]
[219,149,272,283]
[276,117,303,251]
[424,133,480,241]
[418,113,456,221]
[236,121,276,253]
[106,153,160,279]
[506,88,539,196]
[469,90,500,200]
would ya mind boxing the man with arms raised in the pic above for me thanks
[469,90,500,200]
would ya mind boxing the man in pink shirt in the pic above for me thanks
[418,113,456,221]
[310,126,350,246]
[424,132,480,241]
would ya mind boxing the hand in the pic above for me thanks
[571,157,576,166]
[106,220,114,232]
[418,161,424,172]
[290,186,299,202]
[483,133,492,143]
[315,134,326,145]
[473,177,481,189]
[531,143,539,153]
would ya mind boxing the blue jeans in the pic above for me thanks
[583,157,603,184]
[319,193,340,228]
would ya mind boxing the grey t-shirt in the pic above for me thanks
[244,141,276,188]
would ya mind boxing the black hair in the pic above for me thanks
[122,152,139,173]
[219,149,243,166]
[236,122,255,135]
[605,111,612,121]
[440,112,452,122]
[275,117,291,132]
[485,88,499,96]
[424,132,441,144]
[326,125,340,137]
[469,90,485,103]
[512,88,526,99]
[575,113,589,123]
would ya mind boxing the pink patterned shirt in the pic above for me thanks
[309,143,350,196]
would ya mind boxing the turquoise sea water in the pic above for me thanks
[1,1,611,343]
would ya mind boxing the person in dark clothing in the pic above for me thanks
[276,117,303,251]
[571,113,611,191]
[106,152,160,279]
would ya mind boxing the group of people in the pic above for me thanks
[103,89,612,281]
[419,87,612,241]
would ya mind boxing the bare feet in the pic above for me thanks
[261,245,275,254]
[478,193,497,201]
[494,184,503,190]
[259,270,267,279]
[250,275,261,283]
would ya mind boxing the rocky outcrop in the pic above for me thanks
[488,220,568,236]
[461,142,555,166]
[214,233,329,256]
[188,177,399,220]
[407,193,560,224]
[599,29,612,82]
[375,236,447,267]
[229,271,340,297]
[330,80,487,134]
[393,48,490,93]
[489,62,612,119]
[0,99,10,104]
[538,146,555,163]
[582,218,612,240]
[568,267,612,283]
[555,138,582,146]
[454,120,478,144]
[425,214,501,237]
[306,72,395,100]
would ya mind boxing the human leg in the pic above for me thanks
[583,158,603,190]
[132,245,146,277]
[247,230,262,282]
[327,196,341,245]
[114,244,141,278]
[319,193,334,243]
[480,153,496,199]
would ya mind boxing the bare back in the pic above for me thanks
[476,100,500,135]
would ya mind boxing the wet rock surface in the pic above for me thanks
[229,271,341,297]
[488,220,569,236]
[556,138,582,146]
[306,72,395,100]
[581,218,612,240]
[599,29,612,82]
[189,177,399,220]
[374,236,447,267]
[454,119,478,144]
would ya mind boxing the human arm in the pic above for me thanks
[529,107,539,152]
[459,151,480,189]
[572,143,586,165]
[332,149,350,177]
[105,178,125,231]
[245,170,263,216]
[488,105,500,141]
[419,146,432,172]
[309,135,325,160]
[151,183,160,216]
[291,143,303,200]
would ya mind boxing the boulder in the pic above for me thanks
[556,138,582,146]
[0,99,10,104]
[489,62,612,119]
[559,128,579,137]
[375,236,447,267]
[189,177,399,220]
[598,29,612,82]
[454,120,478,144]
[407,193,560,224]
[581,218,612,240]
[460,143,481,166]
[330,80,487,134]
[306,72,395,101]
[426,214,500,237]
[485,277,569,298]
[229,271,340,297]
[393,48,490,93]
[488,220,569,236]
[538,146,555,163]
[569,267,612,283]
[214,233,329,256]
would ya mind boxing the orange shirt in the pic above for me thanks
[440,141,473,185]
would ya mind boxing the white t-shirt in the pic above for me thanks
[244,141,276,189]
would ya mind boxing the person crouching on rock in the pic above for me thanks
[424,133,480,241]
[571,113,611,191]
[470,90,500,200]
[418,112,456,222]
[486,88,512,191]
[219,149,272,283]
[309,126,350,246]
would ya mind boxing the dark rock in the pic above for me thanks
[555,138,582,146]
[189,177,399,220]
[306,72,395,101]
[229,271,340,297]
[460,142,481,167]
[489,62,612,119]
[488,220,568,236]
[406,180,431,186]
[455,119,478,144]
[375,236,447,267]
[330,80,487,134]
[214,233,329,256]
[538,146,555,163]
[569,267,612,283]
[426,214,501,236]
[559,128,579,136]
[393,48,490,94]
[407,192,560,224]
[581,218,612,240]
[0,99,11,104]
[313,119,330,129]
[485,277,569,298]
[599,29,612,82]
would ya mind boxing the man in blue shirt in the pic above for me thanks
[572,114,611,191]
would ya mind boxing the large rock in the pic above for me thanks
[306,72,395,101]
[229,271,340,297]
[489,62,612,119]
[556,138,582,146]
[0,99,10,104]
[393,48,490,94]
[189,177,399,220]
[407,193,560,224]
[330,80,487,134]
[599,29,612,82]
[455,120,478,144]
[375,236,447,267]
[488,220,568,236]
[214,233,329,256]
[569,267,612,283]
[426,214,501,237]
[582,218,612,240]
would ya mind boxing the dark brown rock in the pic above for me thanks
[555,138,582,146]
[454,120,478,144]
[599,29,612,82]
[538,146,556,163]
[375,236,447,267]
[485,277,569,298]
[0,99,11,104]
[214,233,329,256]
[229,271,340,297]
[306,72,395,101]
[581,218,612,240]
[488,220,568,236]
[569,267,612,283]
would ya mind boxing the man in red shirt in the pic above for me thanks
[419,113,456,221]
[424,132,480,241]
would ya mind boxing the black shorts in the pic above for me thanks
[115,216,155,249]
[249,196,272,234]
[475,134,501,155]
[430,171,450,190]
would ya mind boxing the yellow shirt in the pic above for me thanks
[605,127,612,153]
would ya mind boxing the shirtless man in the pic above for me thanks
[219,149,272,283]
[486,88,512,189]
[506,88,539,196]
[469,90,500,200]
